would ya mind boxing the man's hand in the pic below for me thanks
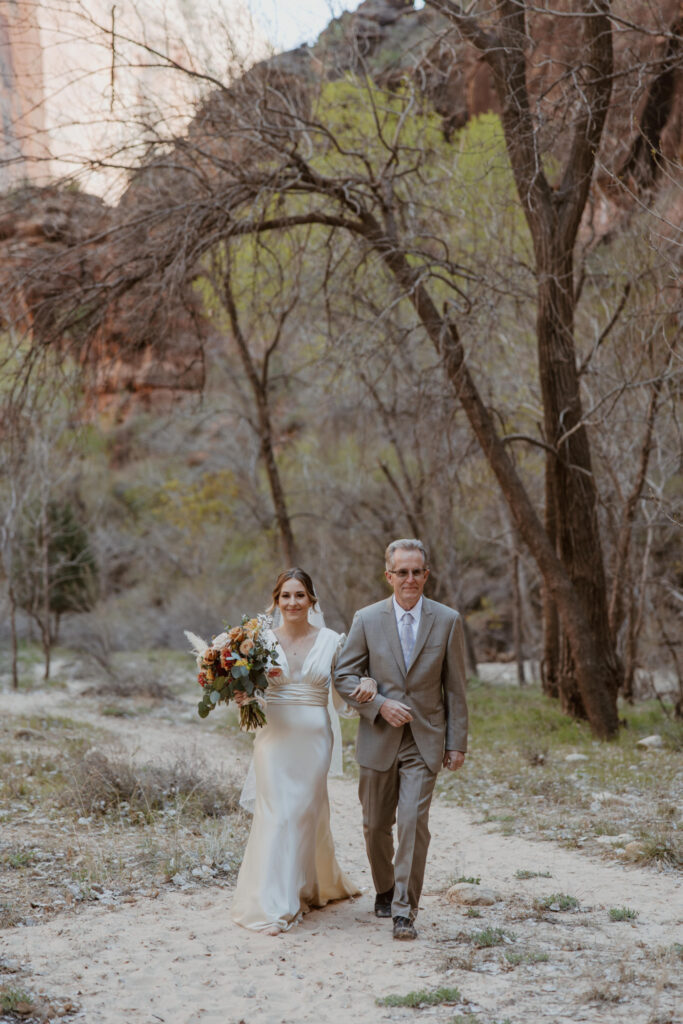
[379,699,413,727]
[443,750,465,771]
[349,676,378,703]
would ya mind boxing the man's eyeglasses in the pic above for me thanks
[387,569,427,579]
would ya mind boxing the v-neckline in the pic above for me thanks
[274,627,323,675]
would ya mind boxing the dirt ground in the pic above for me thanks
[0,667,681,1024]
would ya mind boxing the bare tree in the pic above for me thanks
[2,1,680,736]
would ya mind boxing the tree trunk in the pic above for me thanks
[41,504,51,681]
[9,584,19,690]
[609,378,662,645]
[222,268,299,566]
[511,550,526,686]
[536,243,621,718]
[541,462,559,698]
[258,403,299,566]
[462,617,478,678]
[372,231,619,736]
[615,17,682,192]
[41,622,51,682]
[409,0,620,735]
[623,518,655,701]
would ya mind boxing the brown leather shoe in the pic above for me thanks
[374,886,394,918]
[393,916,417,940]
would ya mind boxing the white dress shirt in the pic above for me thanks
[392,594,423,633]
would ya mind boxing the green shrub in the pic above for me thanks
[535,893,579,912]
[376,986,461,1008]
[609,906,638,922]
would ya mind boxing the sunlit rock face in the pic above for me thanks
[0,0,267,195]
[0,4,49,189]
[1,0,680,415]
[0,181,207,417]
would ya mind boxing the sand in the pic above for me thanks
[1,674,681,1024]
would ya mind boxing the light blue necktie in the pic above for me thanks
[400,611,416,668]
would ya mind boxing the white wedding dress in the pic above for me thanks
[231,627,359,932]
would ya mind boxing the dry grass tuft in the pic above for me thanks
[582,984,622,1003]
[62,750,240,820]
[80,675,176,702]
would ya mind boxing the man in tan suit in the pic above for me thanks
[334,538,468,940]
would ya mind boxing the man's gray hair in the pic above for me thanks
[385,538,429,570]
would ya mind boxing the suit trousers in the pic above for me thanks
[358,725,437,920]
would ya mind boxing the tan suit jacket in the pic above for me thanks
[333,596,468,774]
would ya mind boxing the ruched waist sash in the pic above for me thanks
[266,683,328,707]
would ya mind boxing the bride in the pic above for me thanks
[231,567,376,935]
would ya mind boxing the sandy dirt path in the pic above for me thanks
[1,681,681,1024]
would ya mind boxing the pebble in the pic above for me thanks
[595,833,635,847]
[623,841,646,861]
[446,882,497,906]
[636,734,664,749]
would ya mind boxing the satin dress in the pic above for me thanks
[231,627,359,932]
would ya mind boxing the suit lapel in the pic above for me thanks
[408,598,436,670]
[382,597,406,678]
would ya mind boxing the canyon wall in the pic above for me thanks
[0,0,266,195]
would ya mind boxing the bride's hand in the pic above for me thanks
[349,676,378,703]
[234,690,248,706]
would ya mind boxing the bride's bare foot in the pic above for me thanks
[264,925,281,936]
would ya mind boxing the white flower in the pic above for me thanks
[184,631,208,657]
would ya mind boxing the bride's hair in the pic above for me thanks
[268,568,317,612]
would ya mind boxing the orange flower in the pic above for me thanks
[228,626,245,644]
[203,648,218,664]
[239,639,254,656]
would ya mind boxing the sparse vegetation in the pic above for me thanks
[376,986,461,1008]
[458,927,516,948]
[437,682,683,863]
[0,902,23,929]
[535,893,580,912]
[2,848,38,870]
[609,906,639,922]
[63,750,240,821]
[514,869,552,880]
[504,950,550,966]
[0,706,250,931]
[583,985,622,1004]
[636,833,682,869]
[0,985,34,1013]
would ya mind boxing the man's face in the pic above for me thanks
[385,548,429,610]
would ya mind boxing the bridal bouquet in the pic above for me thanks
[184,615,280,731]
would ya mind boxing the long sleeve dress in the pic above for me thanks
[230,627,359,932]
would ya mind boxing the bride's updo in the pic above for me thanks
[268,568,318,612]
